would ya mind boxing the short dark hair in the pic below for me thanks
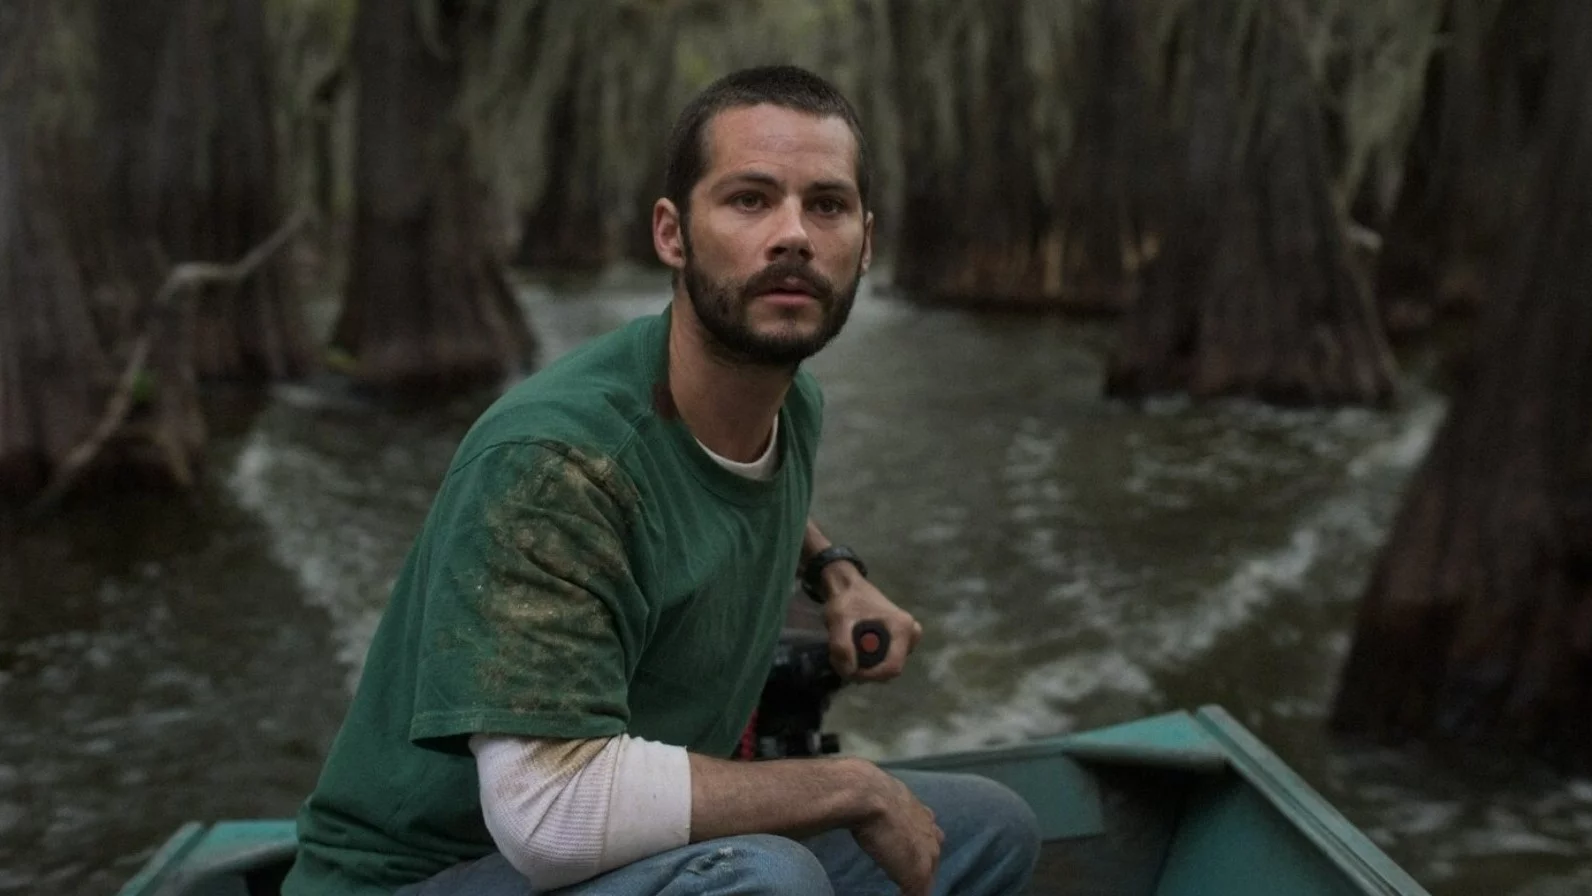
[663,65,872,221]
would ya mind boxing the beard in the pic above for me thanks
[682,242,861,368]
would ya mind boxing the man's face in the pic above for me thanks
[671,104,873,367]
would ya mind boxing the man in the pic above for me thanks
[282,65,1040,896]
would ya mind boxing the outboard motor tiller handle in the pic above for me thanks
[852,619,891,670]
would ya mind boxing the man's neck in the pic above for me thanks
[667,298,793,463]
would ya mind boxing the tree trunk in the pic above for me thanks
[474,1,889,273]
[0,15,107,499]
[0,2,201,504]
[1331,0,1592,770]
[614,6,681,266]
[515,79,608,271]
[513,12,611,272]
[1051,0,1161,314]
[333,0,533,392]
[1105,1,1397,406]
[97,0,312,381]
[1372,0,1553,337]
[887,0,1052,307]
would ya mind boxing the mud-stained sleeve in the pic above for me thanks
[408,440,646,752]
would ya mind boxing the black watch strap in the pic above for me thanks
[801,545,867,603]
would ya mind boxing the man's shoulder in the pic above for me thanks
[462,312,666,458]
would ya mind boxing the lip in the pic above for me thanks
[757,290,819,307]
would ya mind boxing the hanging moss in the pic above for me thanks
[890,0,1115,308]
[266,0,357,224]
[266,0,1457,317]
[450,0,895,271]
[1298,0,1445,223]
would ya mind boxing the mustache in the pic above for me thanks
[741,260,834,302]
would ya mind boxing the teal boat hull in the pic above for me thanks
[117,705,1428,896]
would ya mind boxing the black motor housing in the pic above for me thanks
[748,629,845,759]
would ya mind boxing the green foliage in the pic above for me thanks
[266,0,356,99]
[3,1,97,142]
[454,0,896,222]
[325,345,358,375]
[266,0,357,213]
[130,369,157,407]
[676,44,717,93]
[1148,0,1444,219]
[247,0,1451,274]
[460,0,589,211]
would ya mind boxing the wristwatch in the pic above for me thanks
[801,545,868,603]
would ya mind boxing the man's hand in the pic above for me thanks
[851,765,945,896]
[821,566,923,681]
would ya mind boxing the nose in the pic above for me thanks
[767,196,814,263]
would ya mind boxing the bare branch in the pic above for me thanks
[26,207,312,516]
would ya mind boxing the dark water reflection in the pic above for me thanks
[3,267,1590,895]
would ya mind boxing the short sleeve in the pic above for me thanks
[408,440,647,751]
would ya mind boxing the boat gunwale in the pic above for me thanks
[1193,705,1429,896]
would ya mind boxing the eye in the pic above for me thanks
[731,192,766,211]
[812,196,848,216]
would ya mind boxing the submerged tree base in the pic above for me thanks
[1332,0,1592,771]
[332,0,535,394]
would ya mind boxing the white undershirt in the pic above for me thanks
[694,417,780,481]
[472,421,779,887]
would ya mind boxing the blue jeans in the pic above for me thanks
[395,769,1041,895]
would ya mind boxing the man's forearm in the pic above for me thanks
[688,751,881,842]
[802,518,831,563]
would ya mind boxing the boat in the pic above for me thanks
[116,704,1430,895]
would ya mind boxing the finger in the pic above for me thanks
[888,617,918,665]
[828,635,858,678]
[850,628,907,682]
[891,865,926,896]
[854,647,906,682]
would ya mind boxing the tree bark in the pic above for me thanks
[0,10,109,500]
[614,6,681,266]
[882,0,1159,310]
[0,2,200,503]
[887,0,1052,307]
[333,0,533,392]
[1105,0,1397,406]
[1331,0,1592,770]
[1051,0,1161,314]
[1372,0,1554,337]
[96,0,313,381]
[506,2,612,272]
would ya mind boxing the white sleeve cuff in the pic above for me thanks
[470,733,692,889]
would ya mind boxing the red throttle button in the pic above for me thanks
[852,620,891,670]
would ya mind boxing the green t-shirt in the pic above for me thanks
[281,310,823,895]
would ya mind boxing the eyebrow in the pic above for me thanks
[718,171,858,196]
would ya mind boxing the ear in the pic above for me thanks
[653,198,685,271]
[860,210,875,275]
